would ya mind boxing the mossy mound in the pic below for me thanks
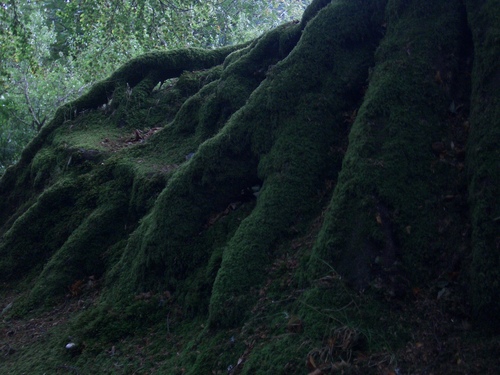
[0,0,498,373]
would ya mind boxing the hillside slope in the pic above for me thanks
[1,0,498,373]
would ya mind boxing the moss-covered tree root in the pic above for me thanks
[0,0,499,373]
[465,0,500,328]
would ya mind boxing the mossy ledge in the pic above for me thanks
[0,0,499,373]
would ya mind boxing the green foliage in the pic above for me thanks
[0,0,310,175]
[0,3,90,173]
[0,0,499,373]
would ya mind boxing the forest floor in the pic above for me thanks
[1,262,499,374]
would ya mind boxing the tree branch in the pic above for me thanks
[20,72,43,131]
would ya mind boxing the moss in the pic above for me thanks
[29,147,58,189]
[172,22,304,141]
[85,0,386,324]
[0,177,90,281]
[300,0,333,28]
[103,17,331,318]
[25,201,129,308]
[11,46,246,171]
[1,0,499,372]
[464,0,500,329]
[310,0,467,291]
[207,0,387,328]
[128,172,167,217]
[70,45,247,115]
[0,43,242,300]
[240,335,305,374]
